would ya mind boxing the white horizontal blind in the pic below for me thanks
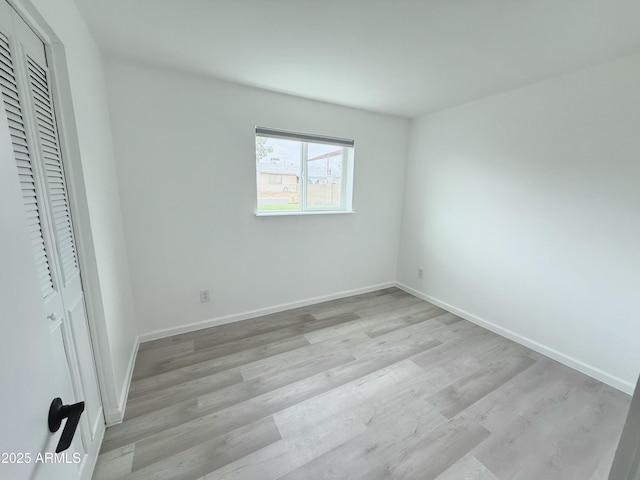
[26,54,79,284]
[0,31,55,298]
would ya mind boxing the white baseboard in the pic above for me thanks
[138,282,396,344]
[104,336,139,426]
[395,282,635,395]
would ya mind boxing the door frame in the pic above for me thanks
[609,375,640,480]
[8,0,122,426]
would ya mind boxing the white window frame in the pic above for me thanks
[255,126,355,216]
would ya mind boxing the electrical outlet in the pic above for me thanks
[417,268,424,279]
[199,289,210,303]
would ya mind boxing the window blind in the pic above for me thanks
[255,126,354,148]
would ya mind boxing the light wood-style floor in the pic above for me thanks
[93,288,630,480]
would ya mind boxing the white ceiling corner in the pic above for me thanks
[74,0,640,118]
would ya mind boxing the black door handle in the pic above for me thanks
[48,397,85,453]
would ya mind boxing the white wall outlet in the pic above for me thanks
[199,289,211,303]
[417,268,424,279]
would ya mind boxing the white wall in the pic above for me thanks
[104,59,409,336]
[397,54,640,392]
[28,0,138,415]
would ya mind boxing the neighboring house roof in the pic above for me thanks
[257,149,343,177]
[256,162,299,176]
[308,150,342,162]
[309,149,342,178]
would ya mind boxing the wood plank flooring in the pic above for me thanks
[92,288,630,480]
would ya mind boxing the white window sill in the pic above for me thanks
[255,210,355,217]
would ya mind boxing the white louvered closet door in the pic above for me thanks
[0,2,103,478]
[26,55,80,285]
[0,29,55,300]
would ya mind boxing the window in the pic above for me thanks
[268,174,283,185]
[255,127,354,215]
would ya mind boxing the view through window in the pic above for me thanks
[255,127,354,214]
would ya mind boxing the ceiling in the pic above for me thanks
[74,0,640,118]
